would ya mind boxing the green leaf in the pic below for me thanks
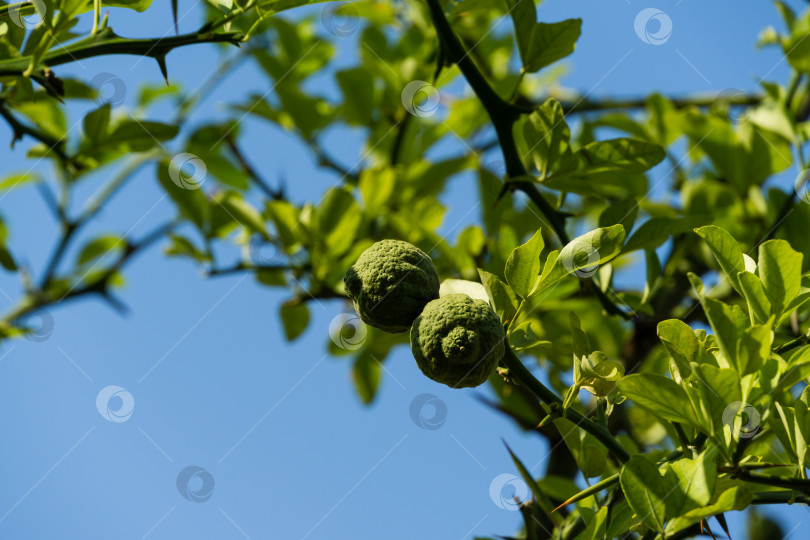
[578,505,608,540]
[665,486,752,535]
[255,268,287,287]
[771,402,799,462]
[736,324,773,376]
[155,161,209,232]
[523,99,573,179]
[520,20,582,72]
[76,0,154,12]
[553,416,607,478]
[524,139,660,198]
[624,216,712,253]
[0,173,38,193]
[701,297,747,370]
[617,374,698,427]
[694,225,745,294]
[657,319,697,381]
[577,351,624,397]
[619,455,672,533]
[337,67,375,126]
[685,364,742,441]
[216,192,269,239]
[642,249,660,304]
[478,269,519,323]
[0,244,16,271]
[576,138,666,172]
[353,352,381,404]
[82,104,110,145]
[605,501,637,540]
[197,155,250,190]
[164,235,210,263]
[533,225,626,295]
[570,312,590,362]
[508,320,549,351]
[775,0,797,30]
[316,187,363,257]
[265,200,302,252]
[108,120,179,151]
[77,235,123,266]
[758,239,803,320]
[784,29,810,72]
[598,198,639,234]
[439,278,489,302]
[505,0,581,72]
[505,229,545,298]
[737,271,772,324]
[681,112,791,190]
[665,452,717,513]
[280,301,309,341]
[505,444,559,524]
[359,167,395,211]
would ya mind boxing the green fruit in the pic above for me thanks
[410,294,505,388]
[344,239,440,334]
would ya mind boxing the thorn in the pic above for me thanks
[155,56,169,85]
[715,513,732,540]
[496,183,509,202]
[536,414,553,428]
[102,291,129,315]
[171,0,178,34]
[701,519,718,540]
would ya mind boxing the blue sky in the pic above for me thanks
[0,1,804,539]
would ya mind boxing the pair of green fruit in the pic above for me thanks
[343,239,505,388]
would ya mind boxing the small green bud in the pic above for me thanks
[344,239,440,334]
[410,294,505,388]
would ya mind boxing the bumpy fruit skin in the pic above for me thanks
[344,240,440,333]
[410,294,505,388]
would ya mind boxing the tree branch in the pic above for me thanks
[0,220,177,335]
[501,345,631,463]
[225,137,284,200]
[558,92,763,114]
[425,0,631,319]
[0,98,72,163]
[723,468,810,495]
[0,27,244,78]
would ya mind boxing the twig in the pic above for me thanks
[225,137,284,200]
[206,262,292,277]
[38,154,154,289]
[1,221,177,331]
[721,468,810,494]
[306,138,359,181]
